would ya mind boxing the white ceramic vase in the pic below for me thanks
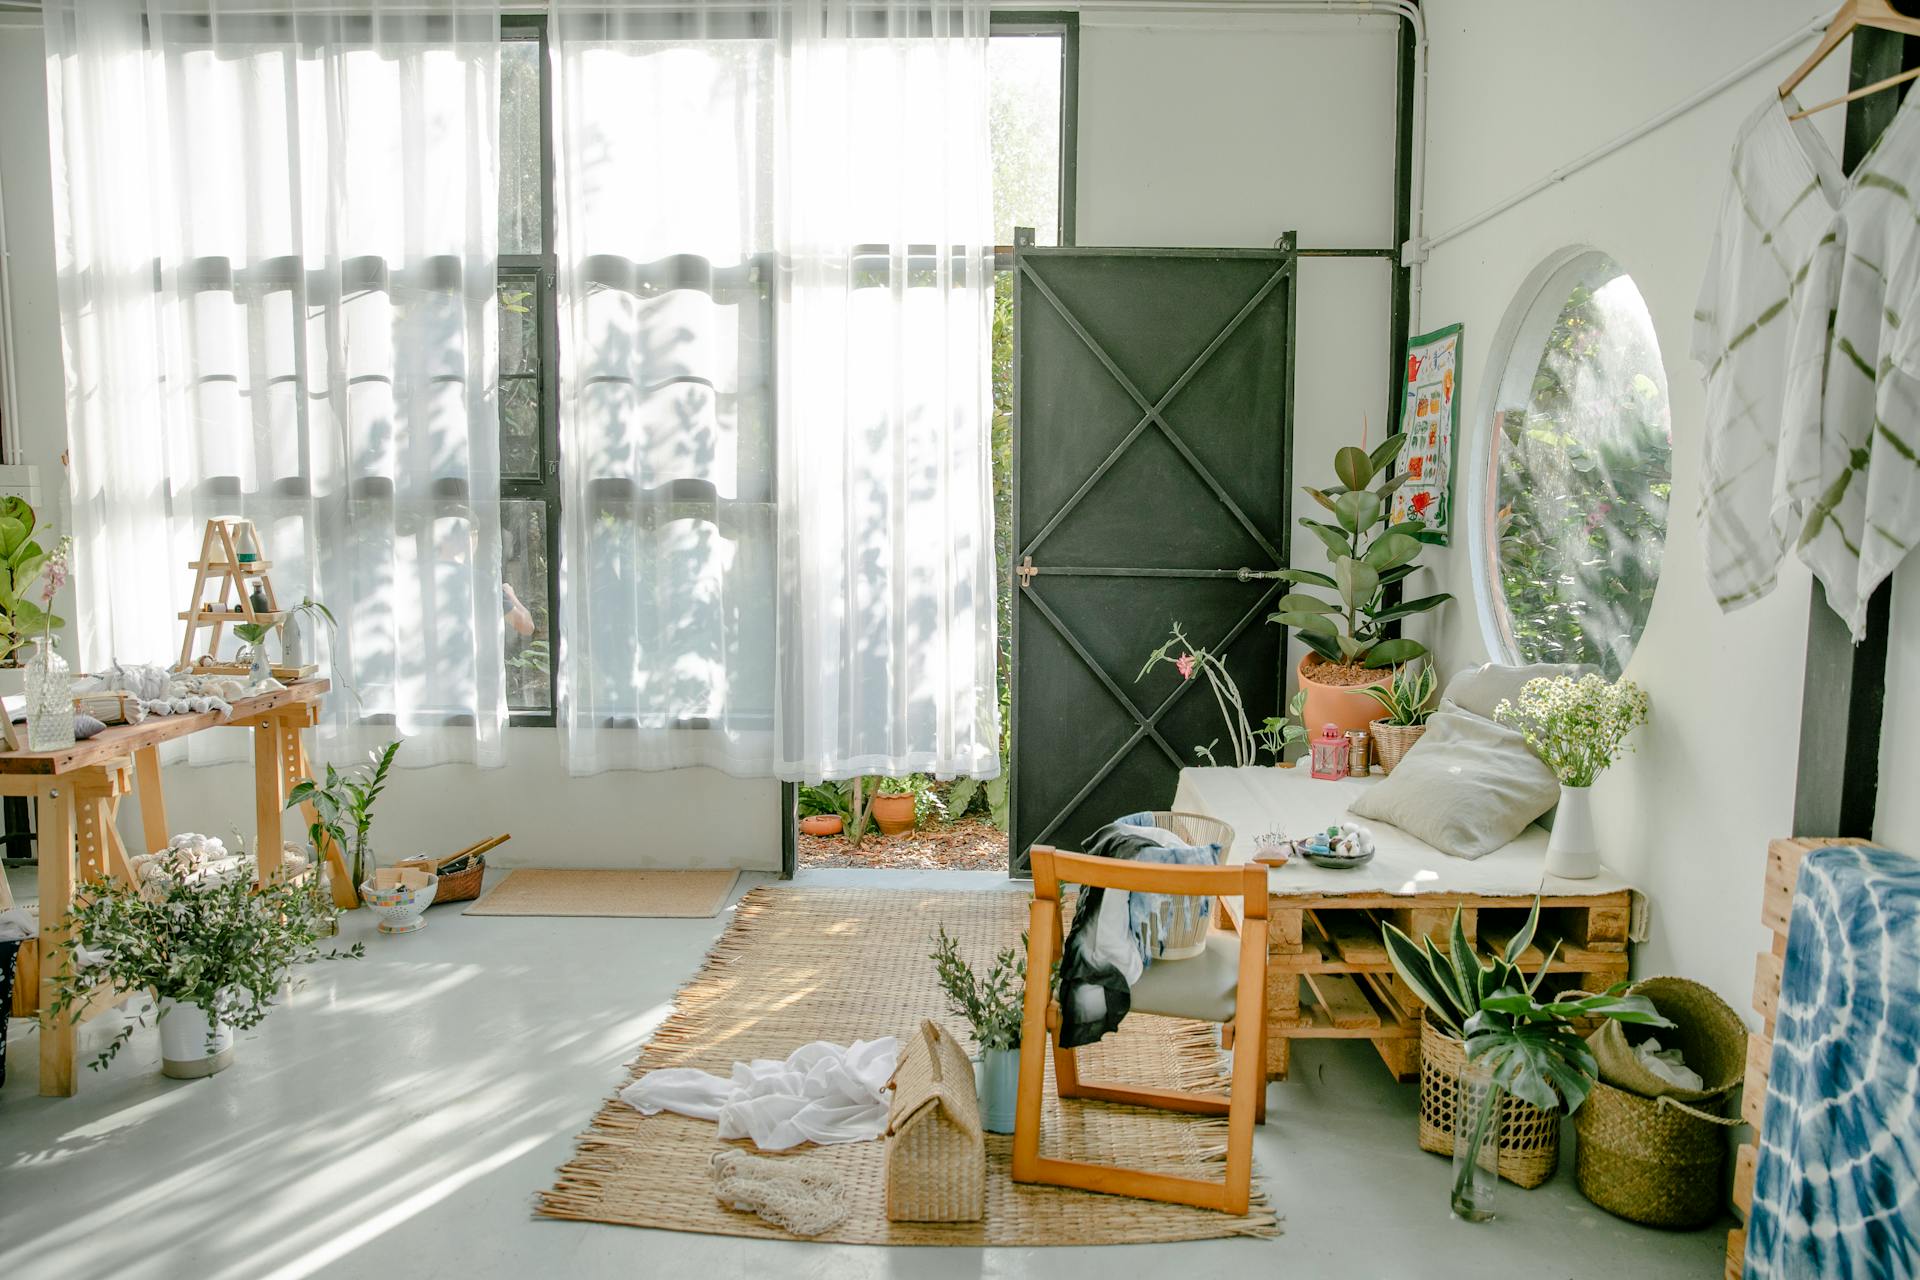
[158,996,235,1079]
[975,1047,1021,1134]
[1546,783,1599,879]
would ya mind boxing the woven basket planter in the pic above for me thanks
[1574,1081,1735,1228]
[1417,1016,1559,1188]
[1368,720,1427,774]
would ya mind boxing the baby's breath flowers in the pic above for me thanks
[1495,673,1649,788]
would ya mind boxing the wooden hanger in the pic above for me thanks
[1782,0,1920,119]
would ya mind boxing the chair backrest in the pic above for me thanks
[1028,844,1268,919]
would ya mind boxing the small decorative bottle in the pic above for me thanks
[24,635,75,751]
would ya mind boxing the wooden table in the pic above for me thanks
[1172,766,1638,1083]
[0,679,339,1096]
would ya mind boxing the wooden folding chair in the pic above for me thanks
[1011,844,1269,1214]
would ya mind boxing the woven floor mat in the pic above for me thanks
[538,886,1279,1244]
[463,869,739,918]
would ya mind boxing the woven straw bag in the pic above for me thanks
[1368,720,1427,774]
[1574,975,1747,1227]
[884,1020,985,1222]
[1416,1015,1560,1188]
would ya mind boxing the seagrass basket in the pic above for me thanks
[1368,720,1427,775]
[1140,811,1232,961]
[885,1020,984,1222]
[1417,1015,1560,1188]
[1575,1082,1738,1227]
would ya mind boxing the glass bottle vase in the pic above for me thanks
[1450,1057,1501,1222]
[24,636,75,752]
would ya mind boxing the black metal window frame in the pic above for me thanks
[989,11,1079,259]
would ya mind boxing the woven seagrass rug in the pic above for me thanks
[537,886,1279,1244]
[464,869,739,918]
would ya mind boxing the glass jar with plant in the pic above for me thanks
[1382,901,1669,1218]
[930,923,1026,1133]
[47,846,362,1078]
[1267,432,1452,736]
[1494,673,1650,879]
[21,535,75,751]
[1358,661,1437,774]
[286,740,403,906]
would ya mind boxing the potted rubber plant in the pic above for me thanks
[1359,661,1437,774]
[1268,432,1452,734]
[287,740,402,906]
[930,924,1026,1134]
[47,845,360,1078]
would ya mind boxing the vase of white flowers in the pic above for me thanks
[1494,674,1650,879]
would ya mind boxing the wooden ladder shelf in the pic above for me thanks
[176,518,284,671]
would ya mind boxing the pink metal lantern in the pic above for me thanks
[1310,723,1350,780]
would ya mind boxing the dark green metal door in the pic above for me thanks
[1011,242,1296,872]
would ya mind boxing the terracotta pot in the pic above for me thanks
[870,792,916,836]
[798,814,843,837]
[1297,653,1392,739]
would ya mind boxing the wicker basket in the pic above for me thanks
[1141,811,1232,961]
[1590,976,1745,1101]
[1574,1081,1738,1228]
[885,1020,985,1222]
[398,852,486,904]
[1368,720,1427,775]
[1417,1015,1560,1188]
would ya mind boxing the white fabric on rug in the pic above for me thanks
[621,1038,899,1151]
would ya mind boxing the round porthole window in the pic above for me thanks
[1471,249,1672,678]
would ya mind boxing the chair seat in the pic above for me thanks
[1129,930,1239,1023]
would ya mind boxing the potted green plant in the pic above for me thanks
[868,773,935,837]
[287,740,403,907]
[798,782,850,837]
[1255,688,1311,767]
[1494,673,1650,879]
[930,924,1026,1134]
[47,847,360,1078]
[1383,901,1668,1209]
[1268,432,1452,735]
[0,498,66,690]
[277,596,338,668]
[1358,661,1437,774]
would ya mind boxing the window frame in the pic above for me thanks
[989,11,1078,261]
[500,13,562,725]
[1466,244,1670,674]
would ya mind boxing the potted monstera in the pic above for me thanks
[1268,433,1452,734]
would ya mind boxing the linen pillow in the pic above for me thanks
[1347,704,1558,860]
[1444,660,1595,722]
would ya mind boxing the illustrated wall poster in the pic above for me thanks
[1388,323,1463,544]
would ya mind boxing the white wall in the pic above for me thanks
[1415,0,1860,1015]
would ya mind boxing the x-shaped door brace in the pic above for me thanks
[1017,254,1294,853]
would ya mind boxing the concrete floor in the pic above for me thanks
[0,866,1729,1280]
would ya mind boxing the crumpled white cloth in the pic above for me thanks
[620,1038,899,1151]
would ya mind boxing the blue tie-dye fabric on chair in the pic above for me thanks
[1745,844,1920,1280]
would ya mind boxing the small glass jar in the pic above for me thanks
[1346,730,1371,776]
[1309,723,1350,780]
[24,636,75,752]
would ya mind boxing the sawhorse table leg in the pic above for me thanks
[36,780,76,1097]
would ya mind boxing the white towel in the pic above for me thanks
[620,1037,899,1151]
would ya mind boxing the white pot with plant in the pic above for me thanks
[1267,431,1453,736]
[286,740,403,909]
[47,844,360,1079]
[930,924,1026,1134]
[1359,661,1436,774]
[1494,674,1651,879]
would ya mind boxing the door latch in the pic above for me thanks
[1236,567,1285,582]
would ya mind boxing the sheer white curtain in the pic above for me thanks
[550,0,1000,781]
[45,0,506,767]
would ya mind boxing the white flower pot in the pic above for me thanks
[1546,783,1599,879]
[158,997,235,1079]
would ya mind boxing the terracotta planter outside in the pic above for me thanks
[1297,653,1392,739]
[870,792,916,836]
[799,814,843,837]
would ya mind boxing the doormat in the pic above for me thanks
[463,869,740,918]
[538,886,1278,1244]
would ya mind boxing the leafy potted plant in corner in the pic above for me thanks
[1494,673,1650,879]
[47,845,361,1079]
[287,740,403,909]
[1358,661,1436,774]
[931,924,1026,1133]
[1268,432,1452,735]
[1383,901,1669,1213]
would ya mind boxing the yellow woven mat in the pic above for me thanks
[538,886,1279,1244]
[463,869,739,918]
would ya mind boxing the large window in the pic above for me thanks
[1473,249,1671,678]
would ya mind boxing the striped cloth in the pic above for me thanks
[1745,844,1920,1280]
[1778,89,1920,639]
[1693,94,1840,614]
